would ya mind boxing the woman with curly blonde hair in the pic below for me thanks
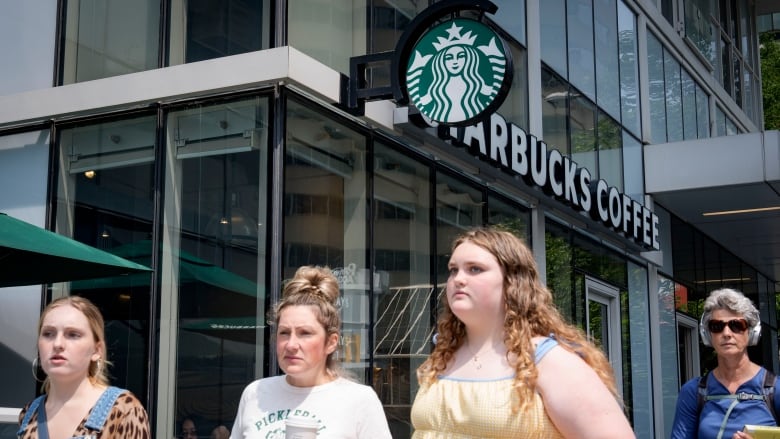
[411,227,634,438]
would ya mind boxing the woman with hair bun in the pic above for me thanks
[230,266,391,439]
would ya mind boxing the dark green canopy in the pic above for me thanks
[0,213,152,288]
[71,240,258,297]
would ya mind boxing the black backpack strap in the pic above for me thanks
[697,371,710,417]
[762,369,778,425]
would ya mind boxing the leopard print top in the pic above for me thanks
[17,390,150,439]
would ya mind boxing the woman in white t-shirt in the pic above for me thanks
[230,266,392,439]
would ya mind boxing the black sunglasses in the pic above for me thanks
[707,318,749,334]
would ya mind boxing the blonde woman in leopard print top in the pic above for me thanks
[17,296,150,439]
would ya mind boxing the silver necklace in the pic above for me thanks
[465,339,506,370]
[464,342,483,370]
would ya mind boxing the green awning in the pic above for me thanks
[0,213,152,288]
[71,240,258,297]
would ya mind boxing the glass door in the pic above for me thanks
[585,277,623,395]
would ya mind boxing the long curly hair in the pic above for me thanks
[417,227,619,413]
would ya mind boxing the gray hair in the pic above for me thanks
[701,288,760,327]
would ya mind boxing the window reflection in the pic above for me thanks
[284,98,369,383]
[541,67,569,155]
[56,115,157,403]
[570,94,596,174]
[487,193,529,240]
[597,112,622,192]
[164,97,268,433]
[540,0,568,78]
[169,0,270,66]
[618,1,640,137]
[62,0,160,84]
[372,143,431,438]
[435,172,483,286]
[567,0,595,101]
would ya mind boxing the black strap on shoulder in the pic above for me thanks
[762,369,778,425]
[697,371,710,415]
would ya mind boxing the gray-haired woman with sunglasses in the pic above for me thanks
[671,288,779,439]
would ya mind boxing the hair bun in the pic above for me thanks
[283,266,340,304]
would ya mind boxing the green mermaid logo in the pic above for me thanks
[406,18,510,125]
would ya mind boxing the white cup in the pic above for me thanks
[285,415,319,439]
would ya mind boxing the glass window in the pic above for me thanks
[570,94,596,176]
[743,68,753,121]
[684,0,713,61]
[738,1,750,58]
[661,0,674,25]
[62,0,160,84]
[164,97,269,433]
[594,0,620,121]
[657,275,679,439]
[541,67,569,155]
[498,43,530,131]
[622,131,644,203]
[696,85,710,138]
[671,215,697,286]
[647,33,667,144]
[715,105,726,136]
[567,0,596,101]
[435,171,483,285]
[168,0,270,65]
[491,0,526,46]
[368,1,423,54]
[545,219,576,324]
[289,0,366,74]
[284,98,368,381]
[0,1,57,94]
[681,70,697,140]
[372,142,431,439]
[486,193,530,240]
[732,50,742,106]
[56,115,157,404]
[664,52,683,143]
[757,14,771,33]
[572,234,626,288]
[628,261,653,436]
[0,130,50,408]
[540,0,568,78]
[597,112,622,192]
[721,37,732,96]
[365,1,423,90]
[617,1,640,136]
[725,116,737,135]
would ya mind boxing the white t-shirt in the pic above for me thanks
[229,375,392,439]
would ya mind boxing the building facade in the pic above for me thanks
[0,1,778,438]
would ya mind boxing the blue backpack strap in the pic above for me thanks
[17,394,46,437]
[84,386,126,431]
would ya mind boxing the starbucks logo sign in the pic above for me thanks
[405,18,511,126]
